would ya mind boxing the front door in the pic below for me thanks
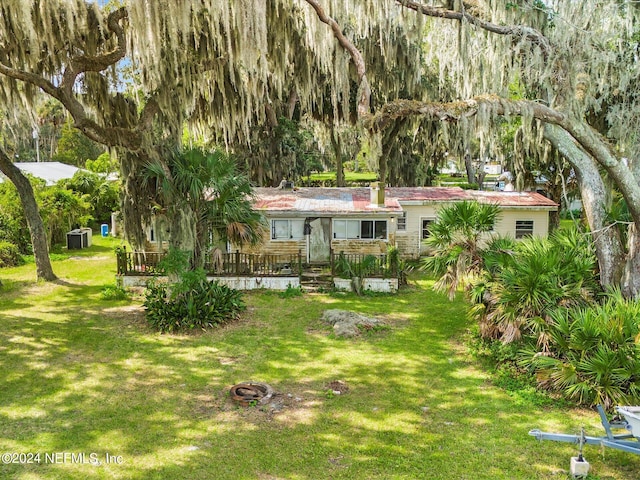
[308,218,331,263]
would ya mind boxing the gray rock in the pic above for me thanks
[323,309,386,337]
[333,322,360,337]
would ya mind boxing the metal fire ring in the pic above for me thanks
[230,382,274,406]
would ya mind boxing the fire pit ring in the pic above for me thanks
[230,382,274,406]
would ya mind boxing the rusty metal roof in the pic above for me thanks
[252,186,557,214]
[466,190,558,208]
[387,186,469,202]
[253,187,402,215]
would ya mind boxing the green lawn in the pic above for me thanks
[1,237,639,479]
[307,171,377,183]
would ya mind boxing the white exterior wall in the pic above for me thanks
[119,275,299,290]
[334,277,399,293]
[395,203,554,258]
[394,203,453,258]
[493,209,551,238]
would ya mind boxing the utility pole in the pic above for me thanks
[32,127,40,162]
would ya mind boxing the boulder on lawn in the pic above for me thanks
[321,309,385,338]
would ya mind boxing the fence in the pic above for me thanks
[116,250,165,276]
[116,248,303,277]
[204,251,303,276]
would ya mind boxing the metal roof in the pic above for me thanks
[466,190,558,208]
[253,186,558,215]
[253,187,403,215]
[388,186,469,202]
[7,162,81,186]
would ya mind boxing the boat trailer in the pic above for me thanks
[529,405,640,455]
[529,405,640,477]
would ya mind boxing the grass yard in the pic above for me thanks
[1,237,639,479]
[306,171,377,183]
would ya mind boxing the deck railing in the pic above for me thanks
[116,249,398,279]
[331,252,396,278]
[204,251,303,276]
[116,250,165,276]
[116,248,303,277]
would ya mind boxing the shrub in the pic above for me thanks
[279,283,304,298]
[0,241,24,268]
[421,200,502,299]
[101,285,129,301]
[469,226,599,344]
[519,290,640,409]
[144,274,245,333]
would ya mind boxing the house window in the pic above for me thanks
[374,220,387,239]
[271,219,304,240]
[515,220,534,239]
[397,212,407,231]
[421,219,434,239]
[333,219,388,240]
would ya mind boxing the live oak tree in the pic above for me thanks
[1,1,639,296]
[315,0,640,296]
[0,0,414,254]
[0,148,56,281]
[383,1,639,296]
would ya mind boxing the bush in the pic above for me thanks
[469,226,599,343]
[101,285,129,301]
[279,283,304,298]
[519,290,640,409]
[0,241,24,268]
[144,275,245,333]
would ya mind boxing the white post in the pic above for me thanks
[32,128,40,162]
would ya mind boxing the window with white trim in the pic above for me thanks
[332,219,388,240]
[515,220,534,239]
[397,212,407,231]
[421,218,435,239]
[271,219,304,240]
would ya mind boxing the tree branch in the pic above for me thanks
[397,0,551,57]
[0,61,60,99]
[367,95,564,132]
[303,0,372,120]
[370,94,640,225]
[0,5,152,152]
[61,7,128,94]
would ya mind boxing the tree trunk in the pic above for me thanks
[623,225,640,298]
[0,147,57,281]
[168,203,197,255]
[543,125,625,288]
[464,152,475,185]
[330,125,345,187]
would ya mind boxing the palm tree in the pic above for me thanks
[471,226,599,344]
[145,148,266,268]
[519,290,640,409]
[421,200,501,299]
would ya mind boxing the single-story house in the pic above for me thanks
[237,184,558,262]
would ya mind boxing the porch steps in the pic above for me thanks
[300,268,333,292]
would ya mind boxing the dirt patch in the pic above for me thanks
[218,356,241,365]
[203,385,322,427]
[102,304,147,327]
[325,380,349,395]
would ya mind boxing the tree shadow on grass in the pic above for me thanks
[1,281,639,479]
